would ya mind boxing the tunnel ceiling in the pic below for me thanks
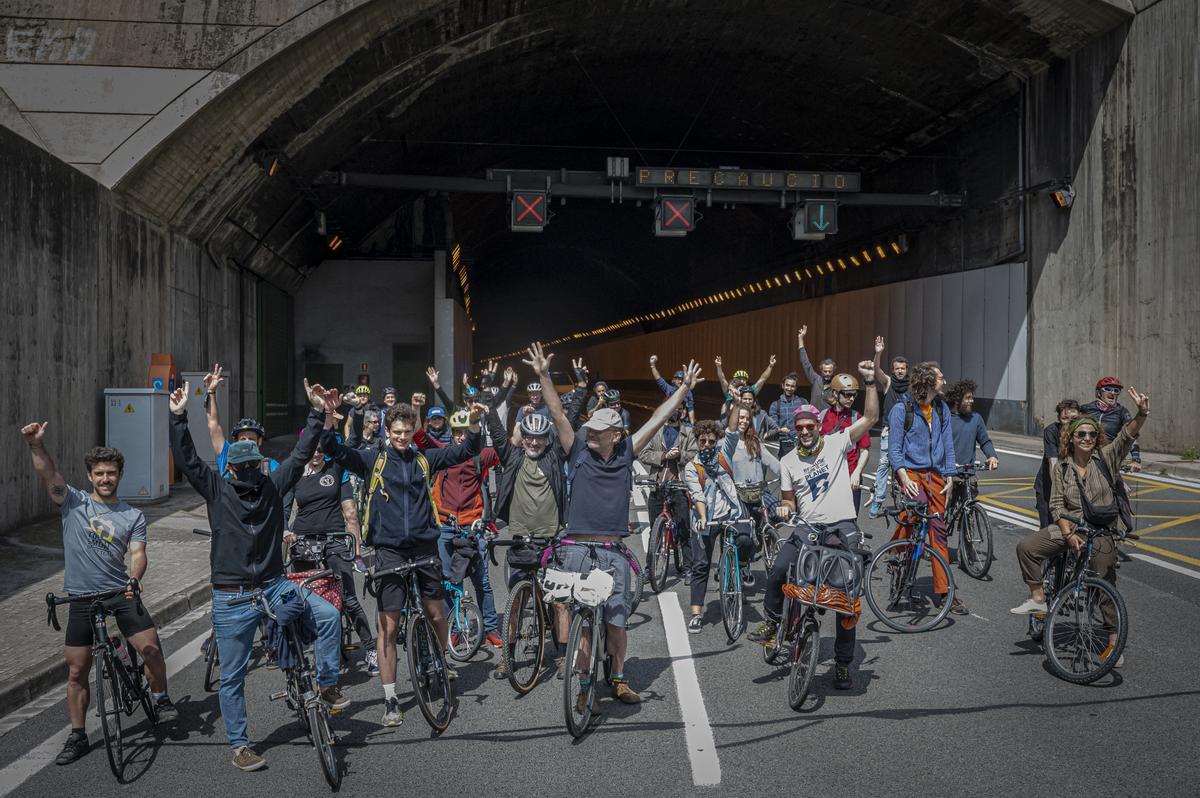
[110,0,1131,354]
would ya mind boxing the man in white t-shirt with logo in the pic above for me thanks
[750,359,878,691]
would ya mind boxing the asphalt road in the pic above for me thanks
[3,465,1200,797]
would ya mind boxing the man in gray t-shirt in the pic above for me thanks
[21,421,177,765]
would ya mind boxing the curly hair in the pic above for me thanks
[384,403,419,430]
[945,379,977,409]
[694,420,723,442]
[84,446,125,473]
[909,361,942,401]
[1058,416,1108,460]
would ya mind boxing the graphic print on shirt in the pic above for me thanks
[319,474,335,487]
[87,513,117,547]
[800,458,832,501]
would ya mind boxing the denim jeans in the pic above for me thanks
[211,575,342,749]
[437,527,499,632]
[872,426,891,504]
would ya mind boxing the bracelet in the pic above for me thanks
[863,379,875,386]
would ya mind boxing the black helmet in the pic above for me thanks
[603,389,621,404]
[230,418,266,441]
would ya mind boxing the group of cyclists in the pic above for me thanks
[21,324,1151,773]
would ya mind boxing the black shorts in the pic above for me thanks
[64,595,156,648]
[374,542,445,613]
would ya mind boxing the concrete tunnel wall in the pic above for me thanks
[0,125,258,535]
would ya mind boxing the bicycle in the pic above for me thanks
[226,573,341,789]
[45,580,158,780]
[945,461,994,579]
[365,555,456,733]
[635,477,690,593]
[1031,514,1136,684]
[488,533,561,694]
[442,519,487,663]
[865,501,955,632]
[708,517,755,642]
[762,518,868,711]
[735,480,781,573]
[193,528,270,691]
[284,531,363,663]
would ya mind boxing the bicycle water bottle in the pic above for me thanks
[111,636,132,668]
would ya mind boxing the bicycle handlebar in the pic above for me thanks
[366,556,442,586]
[486,534,547,566]
[1058,514,1139,541]
[774,514,873,540]
[192,528,211,537]
[224,570,335,616]
[45,579,141,631]
[882,501,943,521]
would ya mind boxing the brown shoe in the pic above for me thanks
[574,689,601,715]
[232,746,266,772]
[319,686,350,711]
[612,681,642,705]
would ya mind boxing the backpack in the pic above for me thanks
[903,397,946,433]
[693,452,732,490]
[361,447,435,546]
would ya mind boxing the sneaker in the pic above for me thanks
[154,695,179,723]
[833,664,852,690]
[1101,644,1126,669]
[485,631,503,648]
[868,501,883,518]
[445,666,459,682]
[612,680,642,704]
[365,648,380,676]
[494,660,508,679]
[574,689,601,715]
[555,656,566,681]
[1009,598,1048,615]
[232,745,266,772]
[748,621,778,643]
[319,686,350,711]
[54,732,89,766]
[949,597,969,615]
[380,697,404,727]
[687,614,703,634]
[741,569,755,589]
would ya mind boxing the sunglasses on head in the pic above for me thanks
[1074,430,1099,440]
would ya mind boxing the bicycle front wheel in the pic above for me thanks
[959,504,994,579]
[1044,576,1128,684]
[563,610,598,738]
[761,524,781,572]
[406,613,455,733]
[865,538,953,633]
[94,651,124,780]
[203,632,220,692]
[719,544,746,642]
[307,701,341,788]
[447,598,484,662]
[647,516,671,593]
[788,619,820,711]
[502,581,545,694]
[629,562,645,616]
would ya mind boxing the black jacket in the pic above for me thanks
[1082,401,1141,462]
[170,408,322,587]
[492,417,568,528]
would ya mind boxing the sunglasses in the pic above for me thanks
[795,423,818,433]
[1073,430,1099,440]
[837,390,858,399]
[1099,387,1121,394]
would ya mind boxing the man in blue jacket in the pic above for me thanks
[768,372,804,455]
[321,400,483,727]
[887,361,966,615]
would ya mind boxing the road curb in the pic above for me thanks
[0,579,213,720]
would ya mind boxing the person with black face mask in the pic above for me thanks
[169,378,346,773]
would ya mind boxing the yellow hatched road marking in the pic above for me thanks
[978,496,1038,518]
[1126,476,1200,496]
[1135,512,1200,536]
[1139,536,1200,542]
[1128,485,1172,498]
[979,486,1036,500]
[1127,540,1200,568]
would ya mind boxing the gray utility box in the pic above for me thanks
[179,371,231,468]
[104,389,169,502]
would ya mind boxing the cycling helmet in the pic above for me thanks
[792,404,821,423]
[603,388,621,403]
[831,373,860,392]
[527,382,543,393]
[732,369,750,382]
[1096,376,1122,391]
[449,409,471,429]
[354,385,371,396]
[673,370,685,380]
[383,386,397,396]
[464,385,479,398]
[230,418,265,441]
[520,413,553,437]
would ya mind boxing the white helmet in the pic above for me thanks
[520,413,552,437]
[527,382,543,393]
[541,569,576,603]
[573,568,616,607]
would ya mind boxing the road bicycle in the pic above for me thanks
[709,517,755,642]
[635,477,690,593]
[735,480,781,573]
[227,573,341,789]
[365,555,456,733]
[1030,513,1136,684]
[45,580,158,781]
[489,534,562,694]
[865,501,955,632]
[945,461,995,578]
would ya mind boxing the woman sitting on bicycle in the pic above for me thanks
[723,401,781,583]
[1010,387,1150,660]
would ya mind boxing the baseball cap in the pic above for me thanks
[354,385,371,396]
[582,408,623,432]
[792,404,821,424]
[227,440,264,465]
[428,406,446,419]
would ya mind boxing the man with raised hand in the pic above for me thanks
[526,341,701,709]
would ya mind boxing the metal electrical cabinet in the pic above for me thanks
[104,389,170,502]
[179,371,230,468]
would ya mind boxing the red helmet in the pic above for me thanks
[1095,376,1122,391]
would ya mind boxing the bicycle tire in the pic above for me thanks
[719,543,746,642]
[94,650,124,780]
[127,647,158,726]
[1044,576,1128,685]
[629,561,645,615]
[788,619,820,711]
[563,610,597,738]
[647,515,671,593]
[761,524,781,572]
[447,598,484,662]
[763,593,792,665]
[203,632,220,692]
[865,538,954,633]
[502,580,545,694]
[406,612,455,733]
[959,504,994,579]
[672,530,685,576]
[307,701,341,789]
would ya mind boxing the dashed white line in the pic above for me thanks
[657,592,721,787]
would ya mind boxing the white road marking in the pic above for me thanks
[1126,552,1200,581]
[993,448,1200,487]
[0,608,210,796]
[993,447,1041,461]
[657,592,721,787]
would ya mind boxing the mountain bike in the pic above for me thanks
[366,556,455,733]
[1035,514,1136,684]
[227,573,341,789]
[865,501,955,632]
[635,477,690,593]
[945,461,994,578]
[488,534,561,694]
[45,581,158,781]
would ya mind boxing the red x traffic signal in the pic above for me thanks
[510,190,548,232]
[655,195,694,237]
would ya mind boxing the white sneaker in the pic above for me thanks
[1009,598,1048,615]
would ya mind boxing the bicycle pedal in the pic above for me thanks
[269,690,287,701]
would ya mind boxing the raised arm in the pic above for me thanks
[167,383,220,501]
[797,326,821,385]
[872,336,891,393]
[845,361,881,441]
[753,355,777,394]
[20,422,68,504]
[524,342,575,451]
[274,381,335,494]
[714,355,729,396]
[424,402,486,470]
[426,367,455,410]
[632,361,703,455]
[202,363,227,455]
